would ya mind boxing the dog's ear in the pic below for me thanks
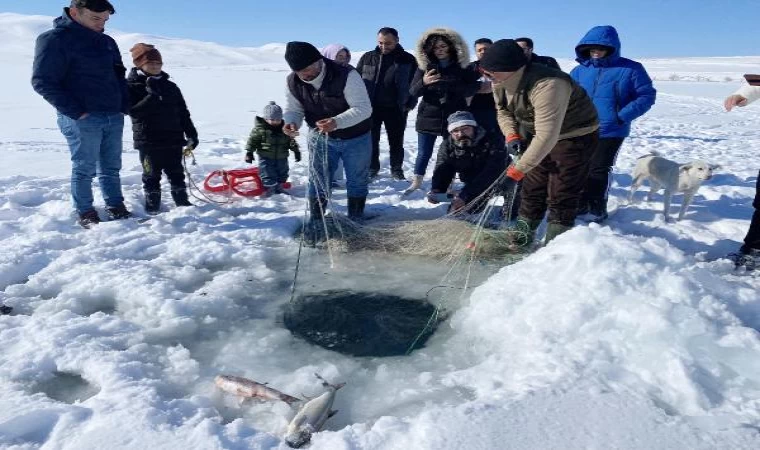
[680,164,693,172]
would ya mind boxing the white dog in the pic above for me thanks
[629,153,718,221]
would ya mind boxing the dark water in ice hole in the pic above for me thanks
[272,247,500,357]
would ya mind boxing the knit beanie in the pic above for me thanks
[130,43,162,68]
[285,41,322,71]
[479,39,528,73]
[447,111,478,132]
[262,101,283,121]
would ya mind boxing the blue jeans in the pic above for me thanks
[308,130,370,199]
[258,157,290,187]
[414,132,440,176]
[57,112,125,214]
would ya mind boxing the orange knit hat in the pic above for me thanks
[130,43,162,68]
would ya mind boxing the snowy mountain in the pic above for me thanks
[1,12,760,450]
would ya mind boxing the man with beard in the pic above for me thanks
[427,111,509,213]
[356,27,418,180]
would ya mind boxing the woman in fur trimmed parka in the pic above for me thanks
[405,27,480,194]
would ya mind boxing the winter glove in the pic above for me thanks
[506,134,523,156]
[245,152,254,164]
[293,151,302,163]
[146,77,162,97]
[505,165,525,182]
[185,137,199,150]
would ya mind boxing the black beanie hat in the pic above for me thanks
[479,39,528,72]
[285,41,322,71]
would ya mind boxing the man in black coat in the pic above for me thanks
[127,43,198,213]
[515,37,562,70]
[31,0,132,227]
[356,27,418,180]
[467,38,502,139]
[427,111,510,213]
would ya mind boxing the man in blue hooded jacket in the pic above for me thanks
[570,25,656,222]
[32,0,132,228]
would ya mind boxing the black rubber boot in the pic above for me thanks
[309,197,327,219]
[347,196,366,220]
[171,189,192,207]
[304,197,328,246]
[145,191,161,214]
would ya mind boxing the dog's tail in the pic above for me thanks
[637,150,661,160]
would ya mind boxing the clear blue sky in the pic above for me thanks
[3,0,758,58]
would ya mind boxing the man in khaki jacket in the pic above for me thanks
[480,39,599,246]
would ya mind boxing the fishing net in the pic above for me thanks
[283,290,440,357]
[284,132,530,357]
[298,130,532,264]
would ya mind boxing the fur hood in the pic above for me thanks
[415,27,470,69]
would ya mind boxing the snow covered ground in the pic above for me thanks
[1,12,759,449]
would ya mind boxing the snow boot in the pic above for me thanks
[145,191,161,214]
[586,199,608,223]
[391,167,407,181]
[729,247,760,271]
[303,197,328,246]
[347,196,367,221]
[505,216,541,251]
[78,209,101,228]
[403,175,423,195]
[171,189,192,207]
[106,203,132,220]
[544,222,573,244]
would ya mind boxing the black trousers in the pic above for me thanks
[371,106,407,171]
[743,170,760,251]
[139,147,186,194]
[582,137,625,204]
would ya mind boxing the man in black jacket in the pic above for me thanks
[467,38,502,139]
[127,43,198,214]
[515,37,562,70]
[427,111,509,213]
[356,27,417,181]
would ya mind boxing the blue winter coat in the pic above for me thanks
[569,26,656,138]
[31,8,129,120]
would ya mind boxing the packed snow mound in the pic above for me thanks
[450,226,760,420]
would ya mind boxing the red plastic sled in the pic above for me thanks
[203,168,292,197]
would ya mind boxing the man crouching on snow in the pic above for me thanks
[480,39,599,247]
[427,111,512,215]
[282,41,373,223]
